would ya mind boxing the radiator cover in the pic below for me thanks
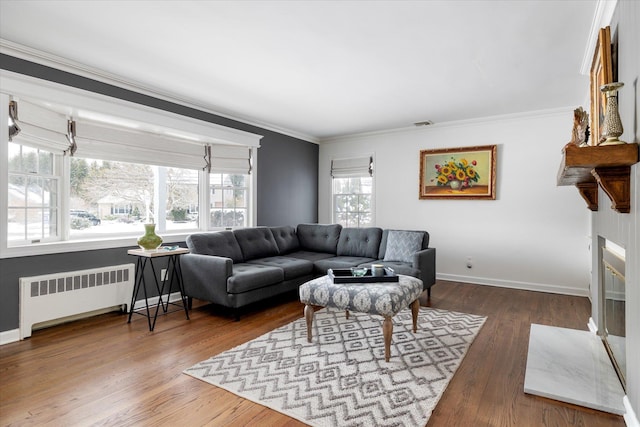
[19,263,135,339]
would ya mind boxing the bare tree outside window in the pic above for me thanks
[333,176,372,227]
[210,173,248,228]
[7,142,59,244]
[166,168,198,225]
[68,158,199,236]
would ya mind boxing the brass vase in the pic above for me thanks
[599,82,626,146]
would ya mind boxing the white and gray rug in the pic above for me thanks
[184,306,486,427]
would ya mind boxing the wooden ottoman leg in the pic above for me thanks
[383,316,393,362]
[304,304,314,343]
[411,299,420,333]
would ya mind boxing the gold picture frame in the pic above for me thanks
[590,26,613,145]
[419,145,497,200]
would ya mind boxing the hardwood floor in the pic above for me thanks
[0,280,625,426]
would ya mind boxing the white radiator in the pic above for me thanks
[19,263,135,339]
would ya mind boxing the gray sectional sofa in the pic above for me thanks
[181,223,436,318]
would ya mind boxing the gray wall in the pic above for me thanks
[0,54,319,332]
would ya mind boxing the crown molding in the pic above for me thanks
[0,39,320,144]
[580,0,618,76]
[320,106,573,144]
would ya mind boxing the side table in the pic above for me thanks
[127,247,190,331]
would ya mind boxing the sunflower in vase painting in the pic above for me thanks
[434,157,479,190]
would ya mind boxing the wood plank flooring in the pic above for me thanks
[0,280,626,426]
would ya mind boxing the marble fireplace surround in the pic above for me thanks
[524,324,625,414]
[524,238,627,417]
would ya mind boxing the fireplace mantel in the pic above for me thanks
[557,143,639,213]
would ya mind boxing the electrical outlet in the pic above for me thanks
[161,269,167,281]
[466,257,473,269]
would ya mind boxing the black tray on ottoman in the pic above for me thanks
[327,267,399,284]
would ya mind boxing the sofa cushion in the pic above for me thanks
[297,223,342,254]
[227,263,284,294]
[336,227,382,258]
[234,227,280,261]
[248,256,314,280]
[358,261,420,279]
[286,250,337,262]
[270,226,300,254]
[186,231,244,263]
[313,256,377,275]
[383,230,425,263]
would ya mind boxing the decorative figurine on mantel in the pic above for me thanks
[570,106,590,147]
[599,82,626,145]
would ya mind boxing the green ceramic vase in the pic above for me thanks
[137,223,163,250]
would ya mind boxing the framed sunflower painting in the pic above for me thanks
[419,145,497,200]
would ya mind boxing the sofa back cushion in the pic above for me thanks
[297,223,342,254]
[270,225,300,254]
[379,229,429,261]
[337,227,382,258]
[186,231,244,263]
[234,227,280,261]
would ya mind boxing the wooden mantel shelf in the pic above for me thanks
[558,143,639,213]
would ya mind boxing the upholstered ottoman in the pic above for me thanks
[299,274,423,362]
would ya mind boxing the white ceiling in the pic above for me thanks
[0,1,597,141]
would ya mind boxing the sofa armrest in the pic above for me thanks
[181,253,233,303]
[413,247,436,289]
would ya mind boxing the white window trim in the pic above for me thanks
[1,95,11,256]
[1,72,261,259]
[1,70,263,148]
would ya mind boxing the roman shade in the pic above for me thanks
[7,91,257,173]
[208,144,253,174]
[8,99,74,155]
[330,156,373,178]
[72,118,253,172]
[74,119,207,169]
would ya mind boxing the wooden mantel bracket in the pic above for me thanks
[557,143,638,213]
[575,181,599,211]
[592,166,631,213]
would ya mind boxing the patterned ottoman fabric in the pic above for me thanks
[299,274,423,317]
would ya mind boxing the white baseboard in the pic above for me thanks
[0,328,20,345]
[624,396,640,427]
[0,292,185,346]
[132,291,184,311]
[436,273,590,297]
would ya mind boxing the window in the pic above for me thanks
[8,142,60,244]
[209,173,249,228]
[6,140,252,252]
[331,156,374,227]
[333,177,373,227]
[68,158,200,238]
[164,167,199,231]
[2,75,262,257]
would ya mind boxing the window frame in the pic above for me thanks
[7,142,63,245]
[208,172,251,230]
[1,72,260,259]
[330,155,375,228]
[65,158,204,240]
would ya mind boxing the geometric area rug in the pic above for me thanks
[184,307,486,427]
